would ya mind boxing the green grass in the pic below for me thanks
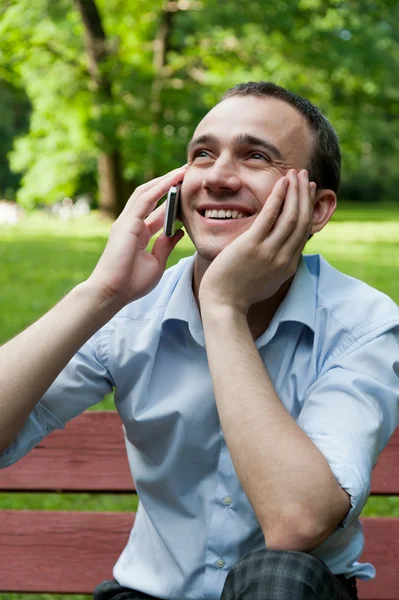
[0,204,398,599]
[331,202,399,222]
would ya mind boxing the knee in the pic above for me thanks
[221,548,332,600]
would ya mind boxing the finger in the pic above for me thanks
[145,203,166,238]
[293,169,311,239]
[289,170,313,247]
[119,165,187,220]
[310,181,317,205]
[151,229,185,271]
[130,168,186,221]
[267,169,300,246]
[279,171,313,257]
[287,223,313,274]
[131,164,187,199]
[126,165,187,218]
[268,169,311,250]
[250,176,289,242]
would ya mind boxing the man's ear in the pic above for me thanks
[311,188,337,234]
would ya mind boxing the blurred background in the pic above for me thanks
[1,0,399,214]
[0,1,398,598]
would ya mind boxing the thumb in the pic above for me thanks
[151,229,185,271]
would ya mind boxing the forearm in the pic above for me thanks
[0,281,119,452]
[202,305,350,551]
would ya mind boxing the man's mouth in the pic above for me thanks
[199,209,252,220]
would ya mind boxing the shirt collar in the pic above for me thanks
[162,254,197,325]
[277,255,316,332]
[162,253,316,345]
[162,254,207,345]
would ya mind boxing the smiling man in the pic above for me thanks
[1,82,399,600]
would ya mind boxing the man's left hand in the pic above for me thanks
[199,169,316,315]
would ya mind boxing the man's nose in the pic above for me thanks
[202,156,242,194]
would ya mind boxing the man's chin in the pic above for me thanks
[193,243,226,264]
[184,224,239,263]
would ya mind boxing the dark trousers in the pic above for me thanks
[93,548,358,600]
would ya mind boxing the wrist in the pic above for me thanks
[78,279,126,323]
[200,299,247,328]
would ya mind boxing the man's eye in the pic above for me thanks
[194,150,210,158]
[250,152,269,161]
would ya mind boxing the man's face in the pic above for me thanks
[181,94,312,262]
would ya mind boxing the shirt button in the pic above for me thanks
[215,559,225,569]
[223,496,232,506]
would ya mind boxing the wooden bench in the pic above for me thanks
[0,411,398,598]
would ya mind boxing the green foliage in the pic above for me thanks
[0,80,30,199]
[0,0,96,206]
[0,0,398,206]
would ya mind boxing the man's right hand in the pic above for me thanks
[87,165,187,311]
[0,165,187,452]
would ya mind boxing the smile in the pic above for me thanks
[198,207,254,221]
[203,209,248,220]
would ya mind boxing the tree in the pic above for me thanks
[74,0,125,216]
[0,79,30,198]
[0,0,398,215]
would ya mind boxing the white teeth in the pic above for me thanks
[204,209,248,219]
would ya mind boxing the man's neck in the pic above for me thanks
[192,254,293,341]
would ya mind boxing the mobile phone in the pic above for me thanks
[164,184,182,238]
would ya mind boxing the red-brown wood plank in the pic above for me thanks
[0,412,134,491]
[0,510,134,593]
[358,517,399,599]
[370,430,399,494]
[1,411,398,494]
[0,511,399,597]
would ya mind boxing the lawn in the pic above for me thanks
[0,203,398,600]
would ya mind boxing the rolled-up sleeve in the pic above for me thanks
[0,324,114,468]
[297,325,399,527]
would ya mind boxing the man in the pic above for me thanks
[1,82,398,600]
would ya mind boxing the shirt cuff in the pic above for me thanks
[0,402,65,468]
[304,432,371,528]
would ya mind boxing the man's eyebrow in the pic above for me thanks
[186,134,218,156]
[186,133,283,160]
[235,134,283,160]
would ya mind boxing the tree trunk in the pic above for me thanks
[146,3,175,180]
[74,0,125,218]
[98,152,126,217]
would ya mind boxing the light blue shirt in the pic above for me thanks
[2,254,399,600]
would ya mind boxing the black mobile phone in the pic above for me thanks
[164,184,182,238]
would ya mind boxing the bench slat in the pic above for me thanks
[0,510,133,593]
[370,430,399,494]
[358,517,399,600]
[0,411,398,494]
[0,412,134,491]
[0,510,398,598]
[1,412,399,598]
